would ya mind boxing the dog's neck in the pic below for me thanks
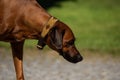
[41,17,58,38]
[37,17,58,49]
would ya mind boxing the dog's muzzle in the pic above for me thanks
[59,51,83,63]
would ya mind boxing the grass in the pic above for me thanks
[0,0,120,54]
[48,0,120,54]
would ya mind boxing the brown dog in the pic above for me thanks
[0,0,83,80]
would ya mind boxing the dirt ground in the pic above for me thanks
[0,48,120,80]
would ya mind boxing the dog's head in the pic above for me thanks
[37,19,83,63]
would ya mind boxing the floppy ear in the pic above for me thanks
[50,28,63,50]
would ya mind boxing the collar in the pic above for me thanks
[37,17,58,49]
[41,16,58,38]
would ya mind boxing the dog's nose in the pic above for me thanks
[70,54,83,63]
[76,54,83,61]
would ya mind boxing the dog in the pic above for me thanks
[0,0,83,80]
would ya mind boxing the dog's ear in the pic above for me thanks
[50,28,63,50]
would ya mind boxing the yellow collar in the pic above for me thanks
[41,17,58,38]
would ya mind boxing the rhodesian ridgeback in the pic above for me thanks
[0,0,83,80]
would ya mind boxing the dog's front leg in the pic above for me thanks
[11,41,25,80]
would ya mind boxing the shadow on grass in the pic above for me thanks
[37,0,78,9]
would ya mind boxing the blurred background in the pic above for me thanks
[0,0,120,80]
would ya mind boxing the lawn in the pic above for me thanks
[0,0,120,54]
[48,0,120,53]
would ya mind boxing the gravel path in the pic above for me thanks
[0,48,120,80]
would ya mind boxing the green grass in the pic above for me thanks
[0,0,120,54]
[48,0,120,53]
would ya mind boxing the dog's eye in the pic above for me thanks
[64,44,70,48]
[68,40,74,45]
[64,40,74,48]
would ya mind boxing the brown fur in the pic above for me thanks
[0,0,83,80]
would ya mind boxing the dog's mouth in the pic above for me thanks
[59,52,83,63]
